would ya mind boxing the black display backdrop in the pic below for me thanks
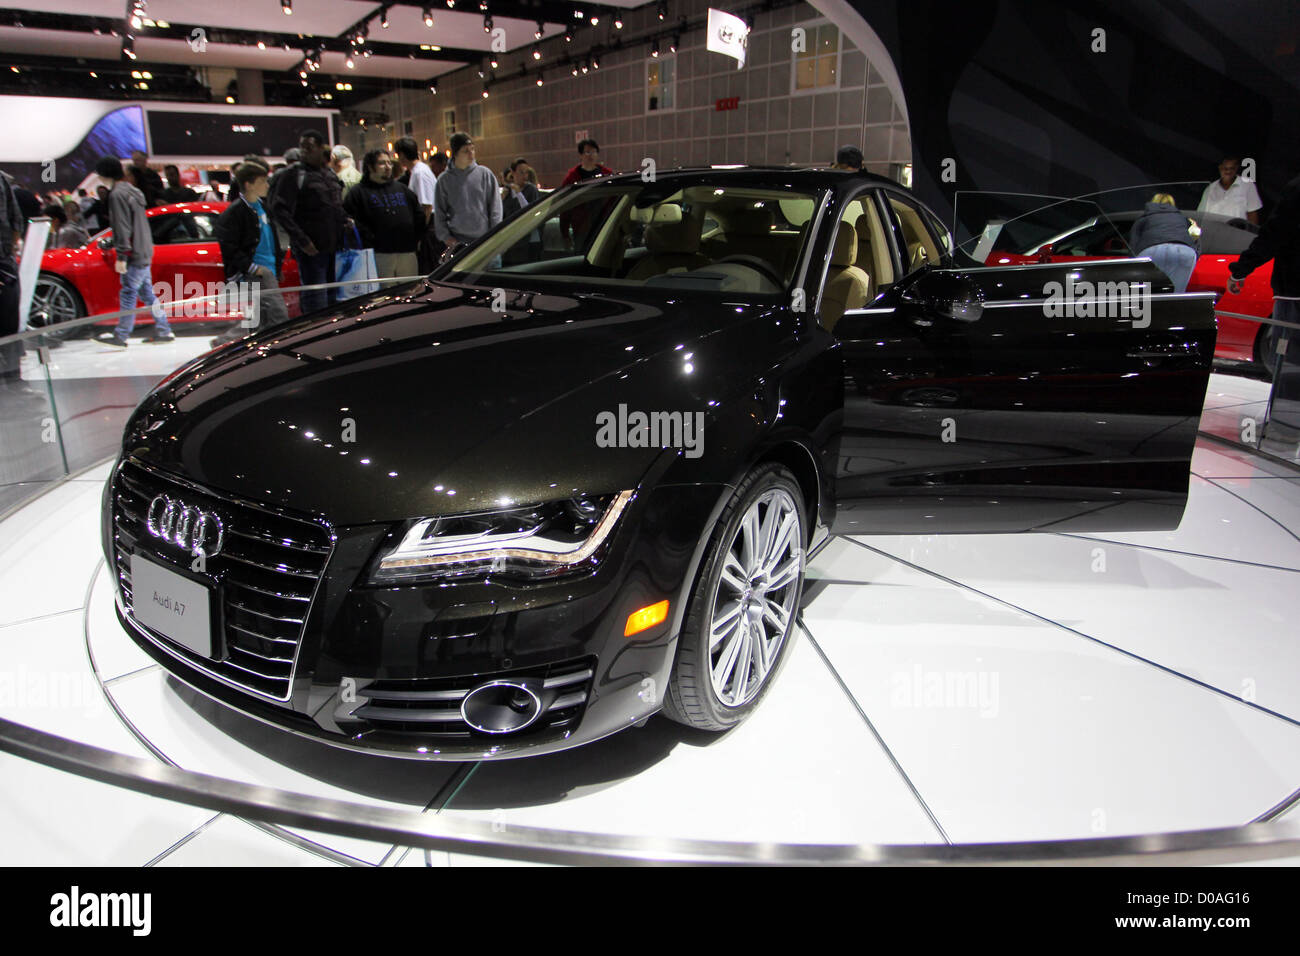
[147,112,331,158]
[844,0,1300,229]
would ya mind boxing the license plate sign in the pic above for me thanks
[130,554,213,659]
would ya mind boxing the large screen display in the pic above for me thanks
[147,112,332,157]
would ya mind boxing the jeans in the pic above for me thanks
[295,248,336,315]
[115,262,171,339]
[1142,242,1197,293]
[213,268,289,344]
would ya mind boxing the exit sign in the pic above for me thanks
[715,97,740,111]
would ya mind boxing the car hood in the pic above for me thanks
[124,280,764,525]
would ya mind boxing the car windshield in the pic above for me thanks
[446,180,823,296]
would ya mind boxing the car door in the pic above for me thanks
[827,186,1216,535]
[148,210,228,319]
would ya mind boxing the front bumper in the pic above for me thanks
[105,460,725,760]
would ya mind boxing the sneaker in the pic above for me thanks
[95,332,128,348]
[145,331,175,343]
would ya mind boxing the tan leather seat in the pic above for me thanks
[821,227,870,331]
[626,205,710,280]
[853,216,878,298]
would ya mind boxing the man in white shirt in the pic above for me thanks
[395,136,439,271]
[1198,156,1262,225]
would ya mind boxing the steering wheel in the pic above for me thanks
[713,255,785,289]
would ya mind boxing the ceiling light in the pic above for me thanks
[581,59,589,73]
[490,56,499,68]
[429,80,438,93]
[346,54,355,68]
[564,29,572,42]
[614,15,623,28]
[481,84,489,97]
[535,21,544,39]
[651,39,659,57]
[590,15,599,25]
[592,54,600,69]
[423,5,433,24]
[483,15,493,32]
[381,9,389,28]
[536,72,544,85]
[532,45,541,60]
[282,0,293,14]
[657,1,667,20]
[257,39,266,49]
[670,34,679,52]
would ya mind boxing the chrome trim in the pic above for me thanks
[543,668,594,690]
[961,256,1159,271]
[981,291,1219,309]
[353,706,466,723]
[459,680,544,735]
[146,494,224,558]
[793,188,832,315]
[548,691,587,711]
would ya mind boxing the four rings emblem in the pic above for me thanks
[146,495,224,558]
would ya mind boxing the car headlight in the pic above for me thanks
[368,491,634,584]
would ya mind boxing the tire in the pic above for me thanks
[662,463,806,731]
[30,274,86,339]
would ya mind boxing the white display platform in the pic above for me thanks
[0,374,1297,865]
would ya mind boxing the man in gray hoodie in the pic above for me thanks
[433,133,502,255]
[93,155,173,346]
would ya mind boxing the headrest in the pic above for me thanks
[646,209,701,254]
[726,205,774,235]
[832,227,858,267]
[854,215,873,243]
[631,203,684,224]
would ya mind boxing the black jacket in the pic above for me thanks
[342,178,423,253]
[269,162,347,255]
[214,196,282,280]
[1129,202,1197,254]
[1230,173,1300,298]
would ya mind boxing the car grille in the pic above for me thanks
[111,458,333,702]
[352,658,596,737]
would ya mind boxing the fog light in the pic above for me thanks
[625,600,669,637]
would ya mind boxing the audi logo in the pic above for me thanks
[146,495,224,558]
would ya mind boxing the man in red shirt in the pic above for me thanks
[559,139,614,249]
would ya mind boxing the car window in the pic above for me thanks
[452,182,822,296]
[885,195,944,276]
[1050,218,1131,256]
[149,211,216,245]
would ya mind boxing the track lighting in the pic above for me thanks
[481,84,489,98]
[381,9,389,28]
[581,58,589,74]
[281,0,293,14]
[614,15,623,28]
[651,39,659,57]
[490,55,499,68]
[483,14,493,33]
[657,1,667,20]
[532,45,542,60]
[346,53,355,69]
[670,34,679,52]
[592,53,600,69]
[535,21,544,39]
[536,72,544,85]
[423,5,434,24]
[122,34,136,59]
[590,14,599,25]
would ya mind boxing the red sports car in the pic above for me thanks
[30,201,299,331]
[983,210,1275,366]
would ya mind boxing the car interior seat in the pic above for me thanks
[626,205,710,280]
[821,226,871,331]
[853,216,879,301]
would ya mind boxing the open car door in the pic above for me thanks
[828,188,1216,535]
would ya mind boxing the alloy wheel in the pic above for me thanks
[708,487,803,707]
[31,279,80,330]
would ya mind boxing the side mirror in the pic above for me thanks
[1035,243,1054,264]
[900,269,984,324]
[98,237,113,251]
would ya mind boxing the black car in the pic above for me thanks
[103,167,1217,759]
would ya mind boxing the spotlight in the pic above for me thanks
[670,34,679,52]
[580,58,588,73]
[536,72,544,85]
[535,21,544,39]
[346,54,355,68]
[615,15,623,28]
[299,69,307,78]
[483,15,493,32]
[532,45,541,60]
[650,39,659,57]
[592,53,600,69]
[122,35,136,59]
[590,15,599,25]
[490,55,499,68]
[381,9,389,28]
[423,5,433,24]
[257,39,266,49]
[282,0,293,14]
[363,48,372,57]
[657,1,666,20]
[446,0,454,6]
[570,62,579,76]
[430,80,438,93]
[479,0,488,9]
[564,29,572,42]
[481,84,489,98]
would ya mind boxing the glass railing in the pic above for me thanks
[0,273,427,519]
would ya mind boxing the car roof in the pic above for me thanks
[571,165,899,192]
[146,201,229,216]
